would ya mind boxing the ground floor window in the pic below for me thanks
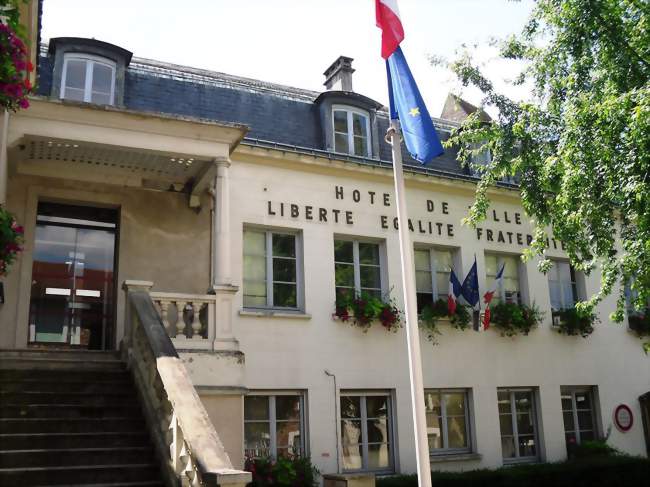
[562,387,598,447]
[425,389,471,454]
[244,393,305,459]
[497,388,539,462]
[340,391,394,472]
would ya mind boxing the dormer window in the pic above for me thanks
[333,106,371,157]
[60,54,116,105]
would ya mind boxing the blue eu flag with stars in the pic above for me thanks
[461,257,480,308]
[386,47,444,164]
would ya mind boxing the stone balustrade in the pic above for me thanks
[150,292,216,350]
[122,281,250,487]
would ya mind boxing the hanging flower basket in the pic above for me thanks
[0,19,34,111]
[628,312,650,338]
[491,302,544,337]
[333,291,403,333]
[553,306,598,338]
[0,205,23,276]
[419,298,472,345]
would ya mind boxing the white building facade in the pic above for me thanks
[0,33,648,480]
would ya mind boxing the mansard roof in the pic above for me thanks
[36,44,503,184]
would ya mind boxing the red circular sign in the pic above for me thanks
[614,404,633,432]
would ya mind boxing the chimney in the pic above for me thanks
[323,56,355,91]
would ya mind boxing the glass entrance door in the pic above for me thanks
[28,203,118,350]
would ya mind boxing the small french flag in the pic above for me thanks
[482,262,506,330]
[448,269,462,315]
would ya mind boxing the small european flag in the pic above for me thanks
[386,47,444,164]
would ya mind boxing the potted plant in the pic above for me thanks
[0,206,23,276]
[334,292,403,332]
[553,306,598,338]
[419,298,472,344]
[491,302,544,337]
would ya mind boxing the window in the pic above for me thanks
[548,261,578,311]
[497,388,539,462]
[243,229,301,309]
[425,389,471,454]
[340,392,394,472]
[333,107,371,157]
[244,393,305,459]
[485,253,522,305]
[60,54,116,104]
[561,387,598,448]
[334,239,383,302]
[414,248,453,313]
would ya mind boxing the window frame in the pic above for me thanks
[497,388,540,464]
[414,246,454,312]
[425,388,472,455]
[561,386,598,447]
[548,260,579,313]
[334,237,386,300]
[244,391,307,459]
[339,390,395,474]
[332,105,372,157]
[60,53,117,105]
[485,252,523,305]
[243,228,303,311]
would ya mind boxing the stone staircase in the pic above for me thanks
[0,349,165,487]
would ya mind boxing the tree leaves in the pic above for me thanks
[444,0,650,340]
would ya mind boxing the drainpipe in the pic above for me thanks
[324,369,340,474]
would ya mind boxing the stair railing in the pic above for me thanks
[122,281,250,487]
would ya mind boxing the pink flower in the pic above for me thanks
[18,98,28,109]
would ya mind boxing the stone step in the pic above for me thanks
[0,403,142,419]
[0,463,161,486]
[33,482,164,487]
[0,356,126,371]
[0,349,121,361]
[0,417,146,434]
[0,432,152,450]
[0,368,130,382]
[34,483,164,487]
[0,391,138,406]
[0,446,155,469]
[0,379,134,394]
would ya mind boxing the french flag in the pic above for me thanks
[375,0,404,59]
[448,269,462,315]
[482,262,505,330]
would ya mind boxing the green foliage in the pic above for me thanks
[0,205,23,276]
[419,299,471,344]
[376,455,650,487]
[335,292,403,332]
[568,438,619,459]
[554,306,599,338]
[444,1,650,347]
[491,302,544,337]
[244,456,319,487]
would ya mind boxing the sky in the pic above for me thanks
[41,0,535,116]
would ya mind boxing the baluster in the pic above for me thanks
[159,300,172,336]
[190,302,203,339]
[176,301,188,338]
[169,412,183,474]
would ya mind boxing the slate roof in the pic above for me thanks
[35,46,492,183]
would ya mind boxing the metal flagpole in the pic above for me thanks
[386,119,432,487]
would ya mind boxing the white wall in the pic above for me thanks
[228,152,650,474]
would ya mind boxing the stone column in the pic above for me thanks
[212,157,231,287]
[0,111,9,205]
[210,157,240,352]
